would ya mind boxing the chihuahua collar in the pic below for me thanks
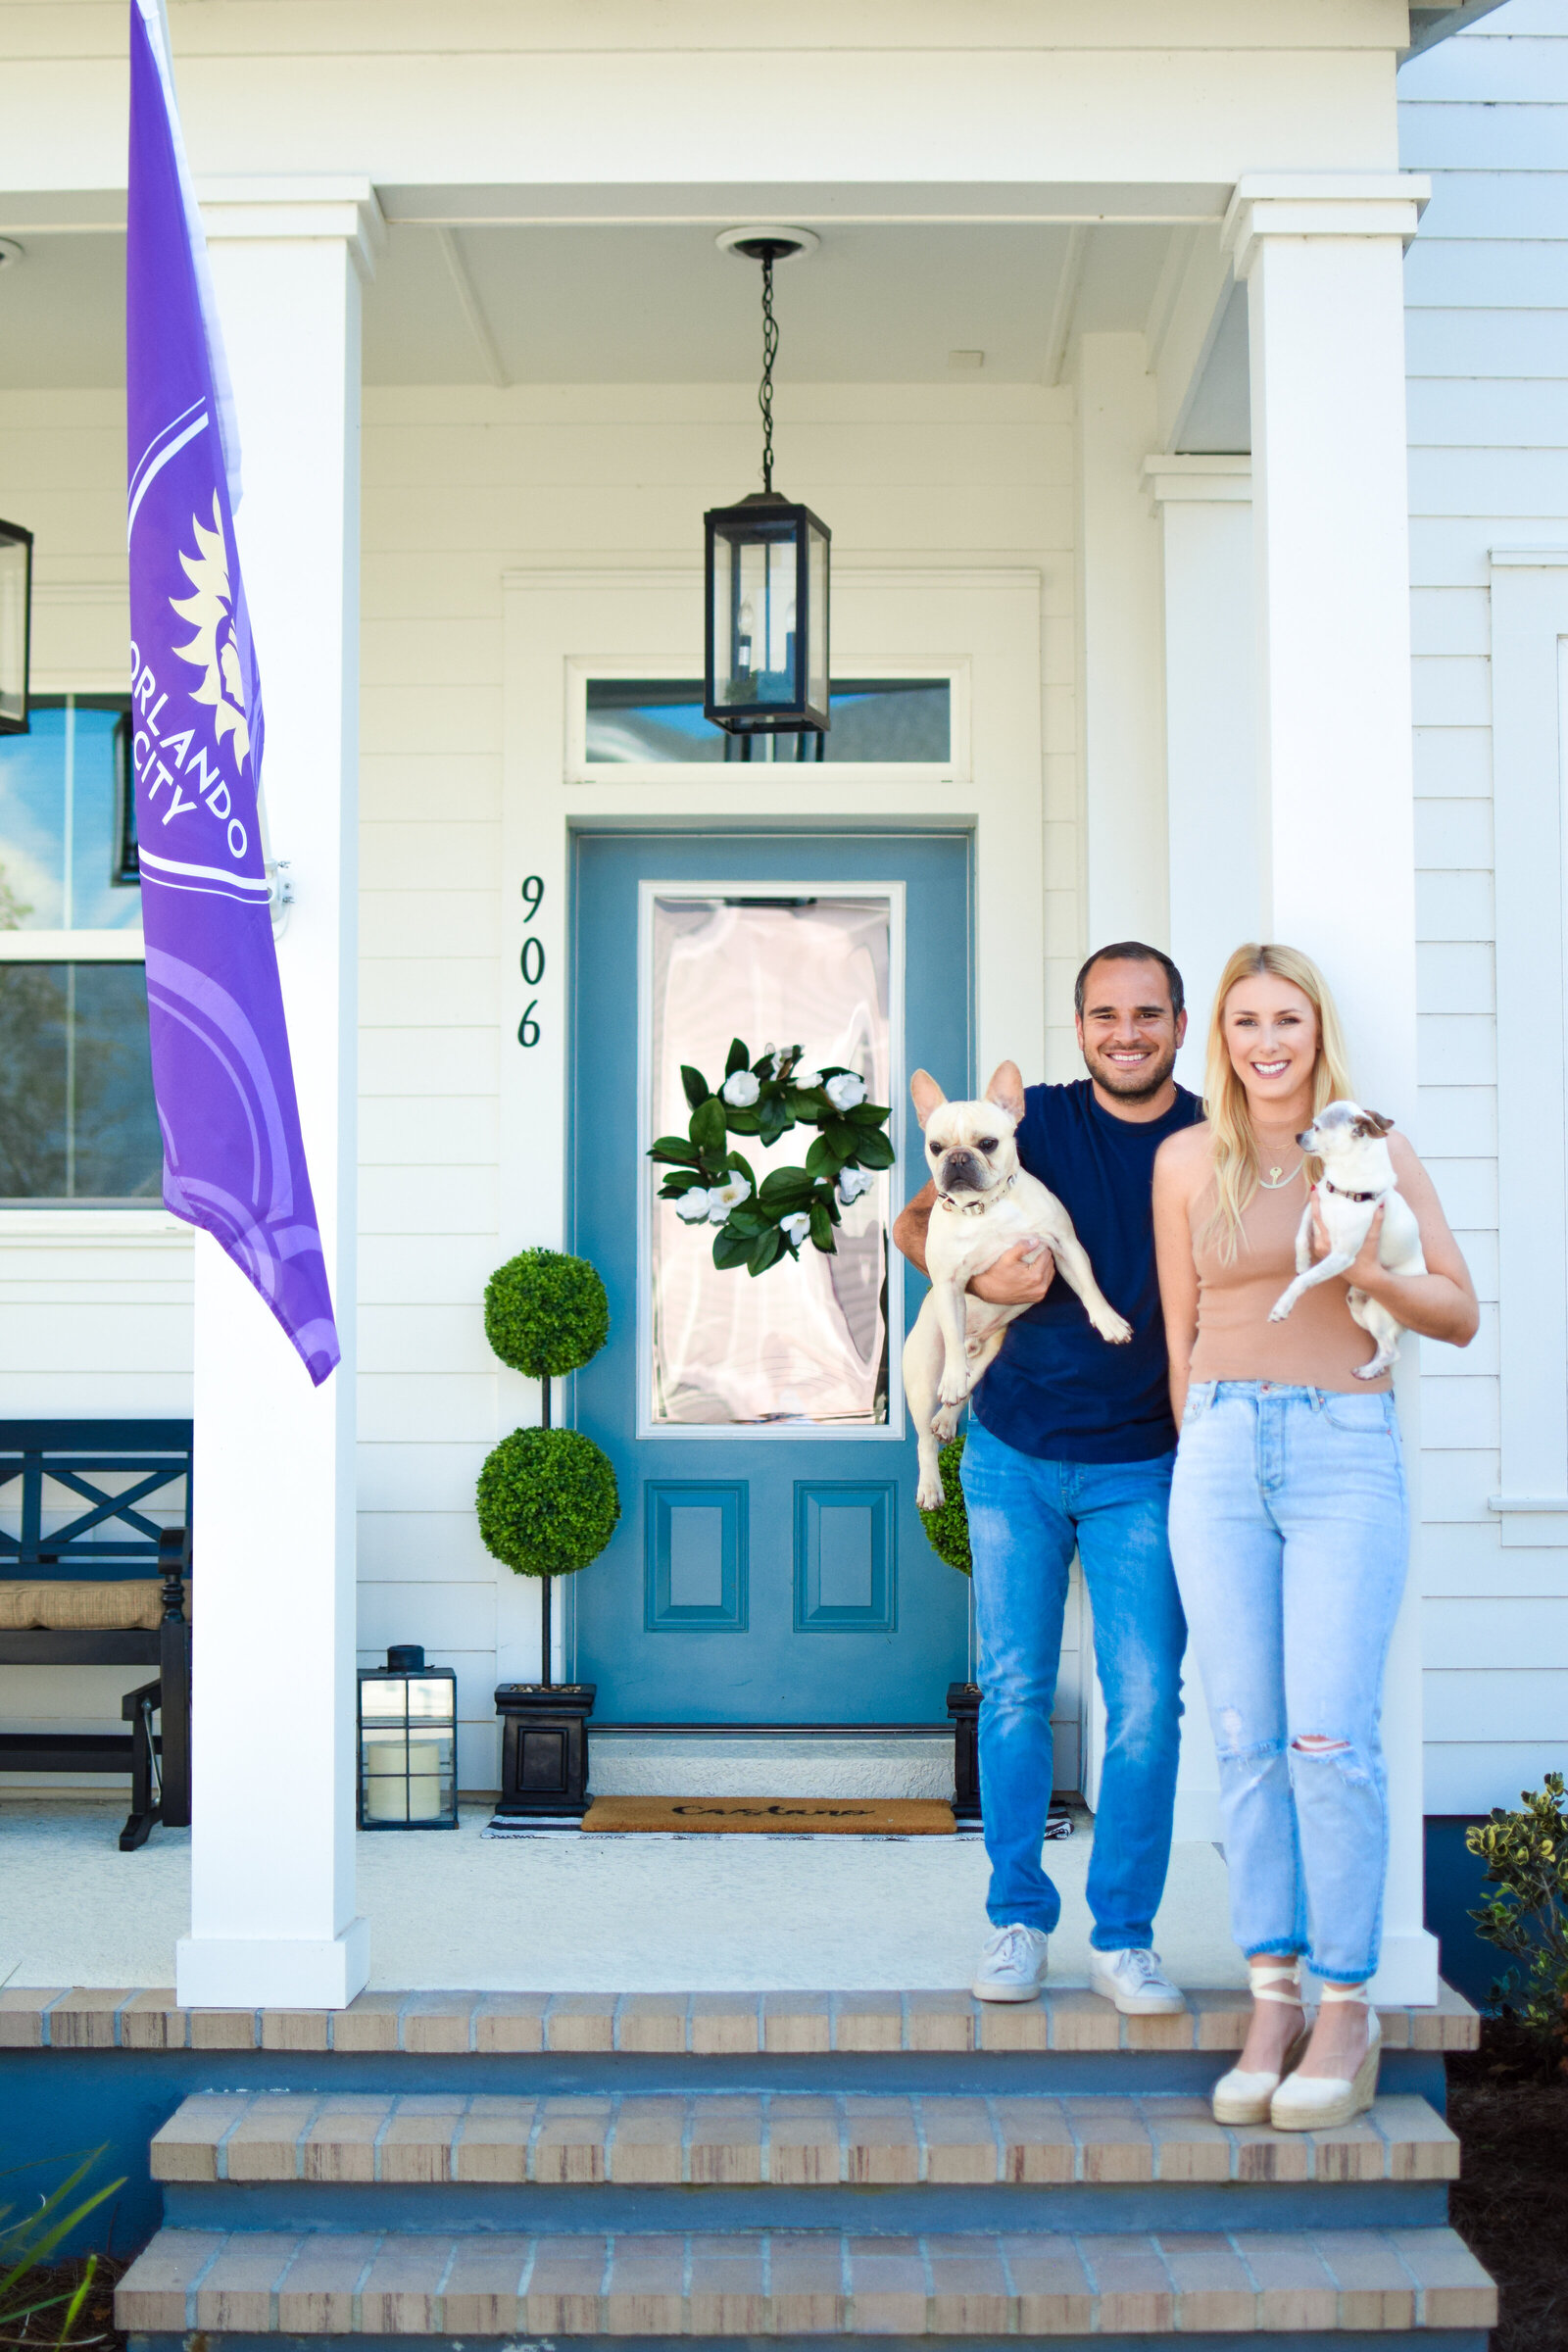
[938,1170,1018,1218]
[1321,1178,1384,1204]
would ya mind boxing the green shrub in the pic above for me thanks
[917,1433,971,1577]
[484,1249,609,1379]
[1467,1773,1568,2068]
[0,2147,122,2339]
[476,1426,620,1579]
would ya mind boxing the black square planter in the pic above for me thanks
[492,1682,596,1826]
[947,1680,982,1824]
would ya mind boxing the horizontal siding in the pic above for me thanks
[1401,0,1568,1814]
[0,377,1074,1774]
[354,381,1076,1778]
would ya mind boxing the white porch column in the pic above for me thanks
[1144,455,1256,1838]
[1144,456,1258,1094]
[1224,172,1439,2005]
[1075,333,1168,954]
[175,180,384,2010]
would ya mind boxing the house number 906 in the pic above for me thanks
[517,876,545,1047]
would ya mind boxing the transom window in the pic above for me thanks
[580,675,953,769]
[0,695,162,1205]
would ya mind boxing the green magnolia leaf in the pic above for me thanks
[748,1226,784,1277]
[757,1100,793,1150]
[712,1225,753,1270]
[681,1065,710,1110]
[691,1097,727,1153]
[808,1201,835,1251]
[723,1205,769,1237]
[658,1171,706,1197]
[723,1107,761,1134]
[649,1137,700,1164]
[759,1166,814,1206]
[805,1135,842,1181]
[846,1101,891,1127]
[726,1151,757,1187]
[851,1128,896,1170]
[823,1119,860,1156]
[725,1037,751,1078]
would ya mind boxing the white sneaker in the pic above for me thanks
[1089,1946,1187,2015]
[972,1923,1051,2003]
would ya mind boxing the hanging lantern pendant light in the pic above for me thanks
[705,230,830,741]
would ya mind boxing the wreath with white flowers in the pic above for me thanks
[648,1038,895,1277]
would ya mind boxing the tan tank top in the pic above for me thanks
[1187,1163,1392,1394]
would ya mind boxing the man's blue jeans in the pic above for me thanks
[960,1416,1186,1946]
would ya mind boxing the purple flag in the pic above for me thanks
[126,0,339,1385]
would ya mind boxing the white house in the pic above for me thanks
[0,0,1562,2013]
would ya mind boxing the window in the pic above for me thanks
[584,676,952,766]
[0,695,162,1204]
[0,698,139,930]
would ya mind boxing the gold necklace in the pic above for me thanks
[1259,1154,1305,1190]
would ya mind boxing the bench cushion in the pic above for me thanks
[0,1581,189,1632]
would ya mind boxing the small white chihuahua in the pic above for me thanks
[903,1061,1131,1509]
[1268,1099,1427,1380]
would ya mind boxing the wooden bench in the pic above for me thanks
[0,1419,192,1849]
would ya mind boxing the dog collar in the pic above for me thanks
[937,1170,1017,1218]
[1321,1178,1382,1204]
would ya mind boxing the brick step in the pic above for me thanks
[2,1982,1481,2059]
[116,2221,1498,2339]
[154,2087,1459,2192]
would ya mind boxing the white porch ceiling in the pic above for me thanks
[0,219,1183,391]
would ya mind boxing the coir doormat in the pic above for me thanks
[580,1795,956,1836]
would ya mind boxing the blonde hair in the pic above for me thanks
[1201,944,1354,1260]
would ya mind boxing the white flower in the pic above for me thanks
[780,1210,812,1250]
[824,1071,867,1112]
[837,1166,875,1206]
[791,1064,823,1092]
[707,1174,752,1222]
[674,1188,711,1223]
[721,1069,760,1108]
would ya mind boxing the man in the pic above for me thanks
[894,943,1201,2009]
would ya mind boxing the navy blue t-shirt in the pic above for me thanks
[970,1080,1203,1464]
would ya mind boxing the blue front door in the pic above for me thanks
[570,830,973,1724]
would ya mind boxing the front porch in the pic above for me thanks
[2,1797,1245,1994]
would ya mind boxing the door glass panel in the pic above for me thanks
[647,892,892,1428]
[586,678,949,764]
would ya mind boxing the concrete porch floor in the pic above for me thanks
[0,1800,1250,1994]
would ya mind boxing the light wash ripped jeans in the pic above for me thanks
[1167,1381,1408,1983]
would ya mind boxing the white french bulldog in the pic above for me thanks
[904,1061,1132,1509]
[1268,1099,1427,1380]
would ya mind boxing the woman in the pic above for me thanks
[1152,945,1476,2130]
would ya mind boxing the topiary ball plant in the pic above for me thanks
[917,1432,971,1577]
[484,1249,610,1381]
[476,1426,620,1581]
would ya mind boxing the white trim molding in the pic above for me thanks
[1221,172,1430,277]
[1142,452,1253,511]
[197,176,387,281]
[1489,546,1568,1548]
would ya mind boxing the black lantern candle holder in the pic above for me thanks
[0,517,34,736]
[357,1644,460,1830]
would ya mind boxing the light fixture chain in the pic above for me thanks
[759,253,778,496]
